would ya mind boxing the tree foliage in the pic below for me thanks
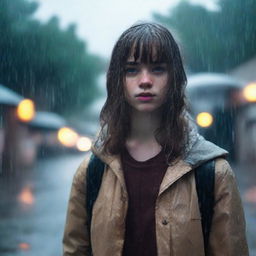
[154,0,256,72]
[0,0,104,114]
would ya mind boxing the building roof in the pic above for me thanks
[29,111,67,130]
[187,72,243,89]
[0,84,23,106]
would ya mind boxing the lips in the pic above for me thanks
[136,92,155,97]
[136,92,155,101]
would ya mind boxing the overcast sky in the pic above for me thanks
[33,0,217,58]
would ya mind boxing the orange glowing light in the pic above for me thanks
[76,137,92,152]
[18,187,34,205]
[57,127,78,147]
[243,83,256,102]
[17,99,35,122]
[19,243,30,251]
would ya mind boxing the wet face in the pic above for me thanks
[124,53,169,114]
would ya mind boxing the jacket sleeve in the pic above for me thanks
[63,157,91,256]
[208,158,249,256]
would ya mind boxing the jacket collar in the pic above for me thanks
[108,156,194,196]
[159,159,192,195]
[91,145,128,195]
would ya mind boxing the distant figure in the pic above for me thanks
[63,22,248,256]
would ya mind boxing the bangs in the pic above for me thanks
[123,25,172,64]
[131,39,168,63]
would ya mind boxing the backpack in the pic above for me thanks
[86,154,215,256]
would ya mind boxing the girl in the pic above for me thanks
[63,22,248,256]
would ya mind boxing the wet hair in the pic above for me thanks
[98,22,188,162]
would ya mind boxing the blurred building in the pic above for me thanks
[0,84,70,175]
[228,57,256,163]
[0,84,25,174]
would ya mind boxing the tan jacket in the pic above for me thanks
[63,136,248,256]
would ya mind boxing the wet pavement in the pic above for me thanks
[0,153,85,256]
[0,154,255,256]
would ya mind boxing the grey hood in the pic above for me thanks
[183,116,228,167]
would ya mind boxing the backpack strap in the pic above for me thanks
[86,153,105,256]
[195,160,215,255]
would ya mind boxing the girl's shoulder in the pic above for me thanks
[214,158,235,181]
[214,158,239,199]
[72,155,91,193]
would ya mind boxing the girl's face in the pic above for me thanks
[124,54,169,113]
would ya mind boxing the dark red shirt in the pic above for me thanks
[121,148,168,256]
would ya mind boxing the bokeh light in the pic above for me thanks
[18,187,34,205]
[17,99,35,122]
[76,136,92,152]
[243,83,256,102]
[196,112,213,128]
[58,127,78,147]
[19,243,30,251]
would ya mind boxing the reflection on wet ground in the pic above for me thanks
[0,153,85,256]
[0,155,255,255]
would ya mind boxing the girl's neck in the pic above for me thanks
[128,109,161,142]
[126,110,162,161]
[125,109,163,161]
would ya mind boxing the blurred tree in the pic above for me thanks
[0,0,104,114]
[154,0,256,72]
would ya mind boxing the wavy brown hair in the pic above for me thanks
[98,22,188,162]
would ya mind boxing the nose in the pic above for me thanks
[139,70,153,89]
